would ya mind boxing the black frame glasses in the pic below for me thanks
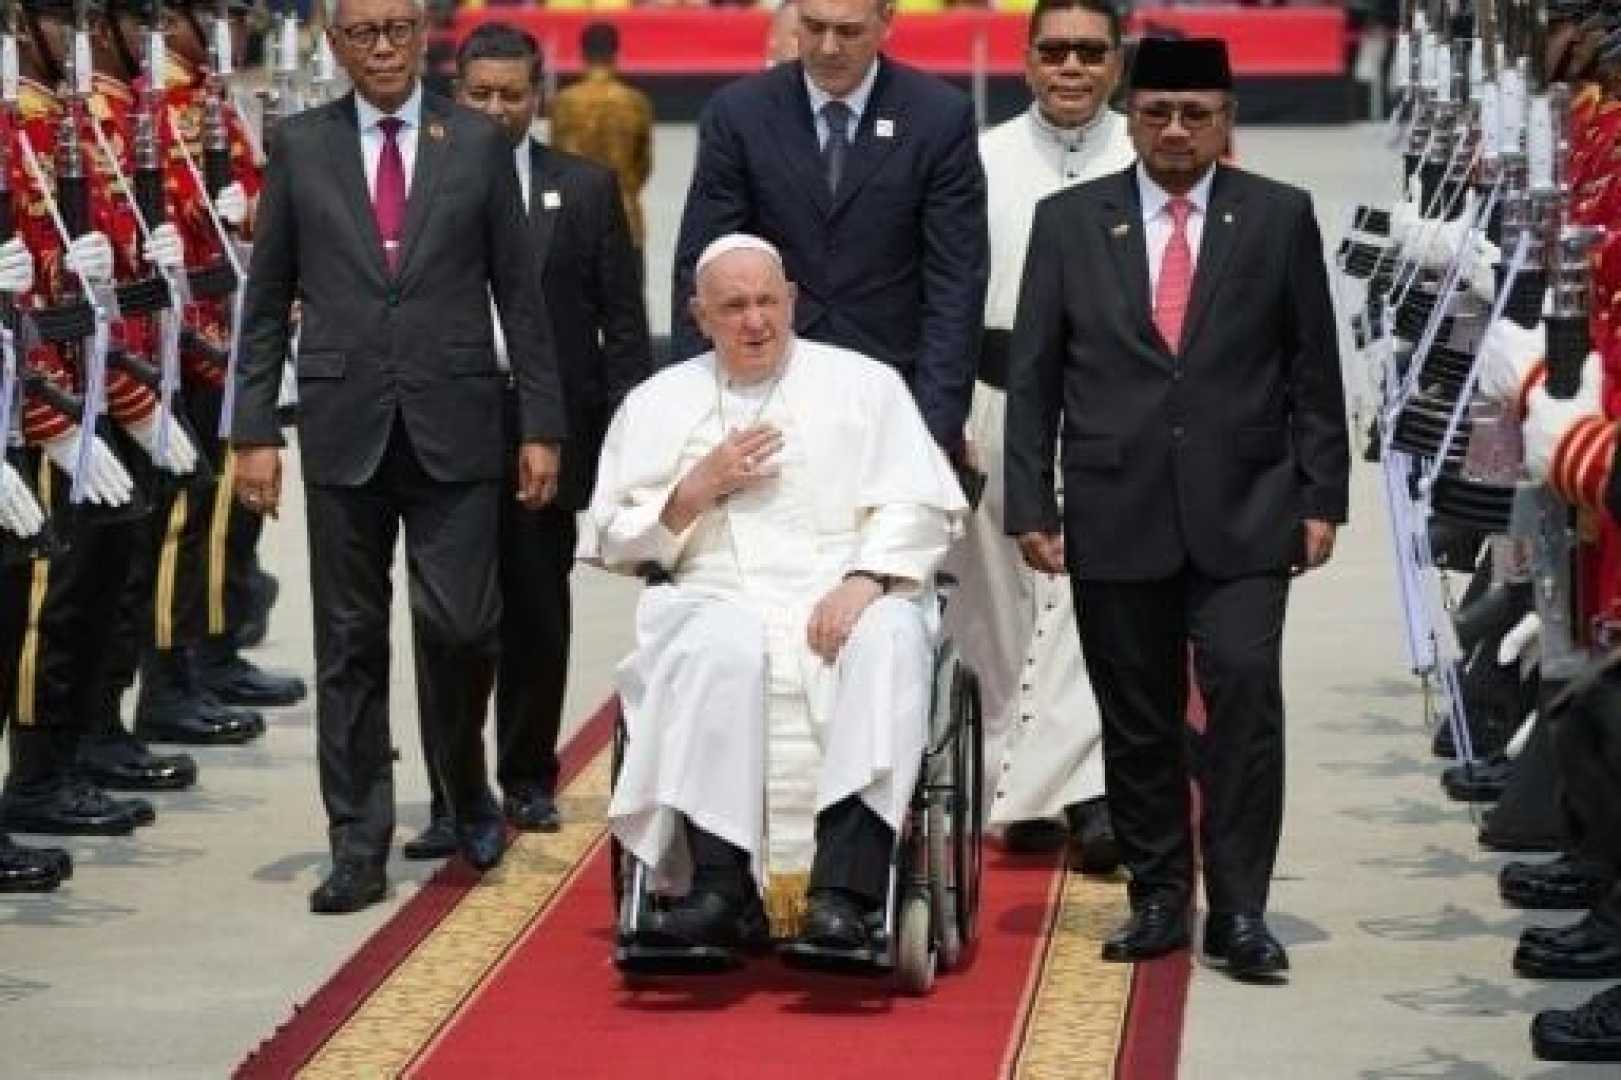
[1031,37,1113,67]
[1131,101,1227,131]
[336,17,420,51]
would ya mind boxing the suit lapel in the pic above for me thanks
[829,61,902,217]
[769,64,833,218]
[1179,166,1244,352]
[396,92,450,279]
[1099,167,1163,358]
[527,140,560,266]
[326,94,387,282]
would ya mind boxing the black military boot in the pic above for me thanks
[1532,983,1621,1062]
[1501,855,1615,911]
[78,688,198,791]
[134,648,260,745]
[195,636,306,708]
[2,777,142,836]
[1515,909,1621,980]
[0,831,68,892]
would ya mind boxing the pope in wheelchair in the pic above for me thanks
[579,235,973,978]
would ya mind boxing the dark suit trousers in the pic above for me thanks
[305,418,501,868]
[1074,568,1289,915]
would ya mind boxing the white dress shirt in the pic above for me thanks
[514,139,533,214]
[805,61,880,149]
[354,83,423,200]
[1138,161,1215,291]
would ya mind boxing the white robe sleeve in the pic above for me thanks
[578,382,700,574]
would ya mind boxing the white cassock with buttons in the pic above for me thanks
[945,105,1136,827]
[581,339,968,904]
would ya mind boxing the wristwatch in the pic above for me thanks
[845,569,892,593]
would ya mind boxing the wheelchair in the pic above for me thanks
[609,586,986,994]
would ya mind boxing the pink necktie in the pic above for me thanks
[1154,197,1194,353]
[374,117,406,273]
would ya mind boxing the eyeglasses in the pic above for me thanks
[1032,38,1112,67]
[1132,101,1227,131]
[336,17,420,51]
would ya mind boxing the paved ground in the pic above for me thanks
[1,123,1613,1078]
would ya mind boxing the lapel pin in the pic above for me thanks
[1111,222,1130,238]
[542,190,561,210]
[427,121,446,141]
[875,118,895,139]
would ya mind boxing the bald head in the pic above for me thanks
[691,247,797,383]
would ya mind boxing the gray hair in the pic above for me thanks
[323,0,425,27]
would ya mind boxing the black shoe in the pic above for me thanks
[136,650,261,745]
[196,642,306,708]
[0,833,66,893]
[309,863,387,915]
[3,781,138,836]
[1065,798,1121,875]
[457,819,506,872]
[114,794,156,828]
[234,572,279,650]
[639,889,766,950]
[1441,755,1514,803]
[799,889,873,951]
[1532,983,1621,1062]
[1501,856,1615,911]
[1101,899,1190,962]
[1514,912,1621,979]
[402,818,458,861]
[1002,819,1068,852]
[78,732,197,792]
[194,691,267,736]
[503,789,561,833]
[1204,913,1290,979]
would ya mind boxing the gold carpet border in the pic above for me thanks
[1012,871,1134,1080]
[298,750,612,1079]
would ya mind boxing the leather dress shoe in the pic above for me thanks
[640,889,768,950]
[799,889,874,951]
[1514,912,1621,979]
[1204,913,1290,979]
[309,863,387,915]
[78,732,197,792]
[1002,819,1068,852]
[1501,856,1614,911]
[504,789,561,832]
[114,794,156,827]
[234,571,278,650]
[0,833,67,892]
[196,642,307,708]
[135,699,259,746]
[1065,798,1121,875]
[1101,899,1190,962]
[3,781,139,836]
[1441,755,1513,803]
[402,818,458,861]
[457,819,507,871]
[1532,983,1621,1062]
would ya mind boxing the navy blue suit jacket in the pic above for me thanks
[671,57,988,450]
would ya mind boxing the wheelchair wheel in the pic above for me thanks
[895,891,935,994]
[951,666,984,954]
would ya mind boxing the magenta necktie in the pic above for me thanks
[374,116,406,273]
[1153,197,1195,353]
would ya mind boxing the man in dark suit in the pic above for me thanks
[1004,38,1349,979]
[670,0,988,452]
[399,22,651,861]
[231,0,565,914]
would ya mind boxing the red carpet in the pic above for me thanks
[413,847,1065,1079]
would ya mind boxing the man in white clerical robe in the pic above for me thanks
[944,0,1135,870]
[581,235,967,952]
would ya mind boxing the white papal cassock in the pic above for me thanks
[945,105,1136,826]
[580,338,967,905]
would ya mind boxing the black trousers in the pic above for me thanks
[304,419,501,868]
[689,797,894,908]
[1553,667,1621,876]
[1074,568,1290,915]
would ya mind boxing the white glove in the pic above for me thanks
[1462,234,1500,304]
[39,426,134,506]
[1417,215,1476,271]
[1497,612,1540,667]
[63,231,114,285]
[1389,196,1423,250]
[1478,317,1548,406]
[121,410,197,476]
[140,222,185,273]
[1523,353,1603,482]
[0,460,44,538]
[0,236,35,294]
[213,182,248,227]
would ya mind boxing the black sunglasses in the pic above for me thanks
[1032,37,1113,67]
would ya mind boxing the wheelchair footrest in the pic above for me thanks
[614,942,743,974]
[777,940,893,975]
